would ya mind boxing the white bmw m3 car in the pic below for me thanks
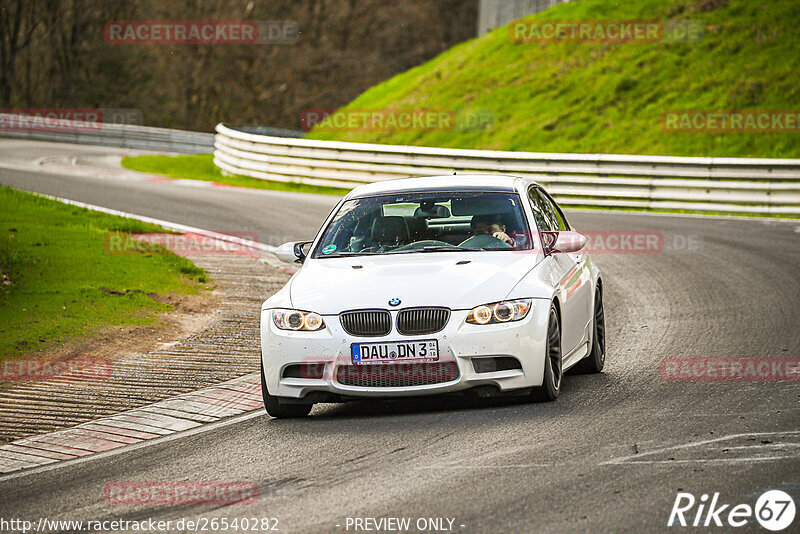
[260,175,605,417]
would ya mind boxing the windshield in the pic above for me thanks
[312,191,532,258]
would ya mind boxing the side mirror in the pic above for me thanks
[273,241,313,263]
[542,231,587,255]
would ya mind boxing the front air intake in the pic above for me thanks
[336,361,459,387]
[282,363,325,379]
[472,357,522,374]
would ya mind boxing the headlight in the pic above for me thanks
[272,309,326,331]
[466,299,532,325]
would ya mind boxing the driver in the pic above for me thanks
[471,214,515,246]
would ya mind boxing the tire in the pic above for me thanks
[572,287,606,374]
[260,358,312,418]
[531,304,562,402]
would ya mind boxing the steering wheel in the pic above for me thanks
[395,240,452,251]
[459,234,512,249]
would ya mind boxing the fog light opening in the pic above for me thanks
[472,356,523,374]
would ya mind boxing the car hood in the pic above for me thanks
[288,252,540,314]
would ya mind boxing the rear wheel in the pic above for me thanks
[572,287,605,374]
[261,359,312,418]
[531,304,562,402]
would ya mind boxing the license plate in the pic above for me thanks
[351,340,439,365]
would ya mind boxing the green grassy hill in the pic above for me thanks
[0,187,208,360]
[306,0,799,158]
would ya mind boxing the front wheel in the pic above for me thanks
[261,359,312,418]
[531,304,562,402]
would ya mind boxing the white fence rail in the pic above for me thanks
[214,123,800,216]
[0,113,214,153]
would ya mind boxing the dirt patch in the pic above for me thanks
[0,290,223,445]
[696,0,730,13]
[11,290,222,373]
[0,252,290,444]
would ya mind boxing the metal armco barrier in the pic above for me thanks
[214,123,800,216]
[0,113,214,153]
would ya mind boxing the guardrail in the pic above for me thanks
[214,123,800,216]
[0,113,214,153]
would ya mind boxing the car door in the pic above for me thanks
[528,187,591,356]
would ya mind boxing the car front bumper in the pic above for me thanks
[260,301,550,401]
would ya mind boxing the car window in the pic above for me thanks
[537,189,569,231]
[312,191,533,257]
[552,203,569,231]
[527,187,553,231]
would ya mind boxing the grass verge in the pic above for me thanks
[121,154,350,196]
[0,186,210,362]
[306,0,800,159]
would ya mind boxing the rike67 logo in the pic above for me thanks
[669,490,796,531]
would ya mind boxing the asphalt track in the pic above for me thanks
[1,140,799,533]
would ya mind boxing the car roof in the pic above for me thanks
[346,174,538,199]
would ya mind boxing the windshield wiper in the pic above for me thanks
[417,245,482,252]
[324,246,482,257]
[382,249,417,255]
[324,251,380,257]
